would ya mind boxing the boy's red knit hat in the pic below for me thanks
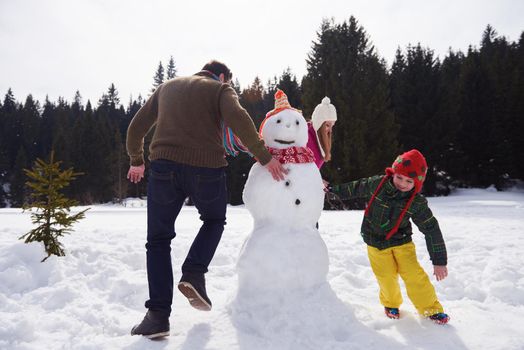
[365,149,428,240]
[386,149,428,193]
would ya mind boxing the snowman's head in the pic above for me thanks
[260,109,308,149]
[259,89,308,149]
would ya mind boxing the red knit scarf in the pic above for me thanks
[267,146,315,164]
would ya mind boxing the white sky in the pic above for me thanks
[1,0,523,105]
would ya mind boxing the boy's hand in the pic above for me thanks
[433,265,448,281]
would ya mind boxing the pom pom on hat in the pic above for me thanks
[311,96,337,131]
[385,149,428,193]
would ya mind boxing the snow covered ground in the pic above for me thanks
[1,188,524,350]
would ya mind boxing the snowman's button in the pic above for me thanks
[295,199,301,205]
[285,181,290,186]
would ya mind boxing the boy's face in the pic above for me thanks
[392,173,415,192]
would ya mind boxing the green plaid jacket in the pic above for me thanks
[332,175,447,266]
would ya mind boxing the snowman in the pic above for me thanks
[236,89,329,298]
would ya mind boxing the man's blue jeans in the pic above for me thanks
[144,159,227,316]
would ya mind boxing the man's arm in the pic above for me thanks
[219,86,286,180]
[126,88,160,183]
[126,88,160,167]
[219,86,271,165]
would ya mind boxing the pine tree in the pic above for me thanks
[436,49,465,191]
[107,83,120,108]
[51,98,72,168]
[390,44,443,194]
[90,109,116,203]
[10,147,29,207]
[20,94,41,161]
[511,32,524,180]
[240,77,266,127]
[20,152,89,262]
[72,90,83,117]
[0,149,8,207]
[109,129,128,203]
[454,31,498,188]
[39,97,56,159]
[477,26,520,188]
[151,62,165,93]
[303,17,399,187]
[1,88,21,167]
[166,56,177,79]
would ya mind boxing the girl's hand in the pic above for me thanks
[322,179,330,192]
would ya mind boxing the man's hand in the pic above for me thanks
[263,158,288,181]
[433,265,448,281]
[127,164,145,184]
[324,152,332,162]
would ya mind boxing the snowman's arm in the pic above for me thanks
[331,175,384,200]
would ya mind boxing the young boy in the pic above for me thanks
[331,149,450,324]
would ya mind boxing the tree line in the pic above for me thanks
[1,17,522,208]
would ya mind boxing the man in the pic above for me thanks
[127,60,286,339]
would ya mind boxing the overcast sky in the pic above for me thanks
[1,0,523,105]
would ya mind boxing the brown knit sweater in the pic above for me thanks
[126,71,272,168]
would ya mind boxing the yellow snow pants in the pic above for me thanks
[367,241,444,316]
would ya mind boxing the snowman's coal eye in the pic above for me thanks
[276,119,281,123]
[296,120,299,125]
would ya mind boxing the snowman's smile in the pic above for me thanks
[274,139,295,145]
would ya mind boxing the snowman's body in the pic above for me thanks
[237,109,329,296]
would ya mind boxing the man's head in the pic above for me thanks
[202,60,233,83]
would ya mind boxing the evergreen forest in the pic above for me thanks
[1,17,523,208]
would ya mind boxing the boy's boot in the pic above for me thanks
[428,312,450,325]
[384,307,400,319]
[178,272,212,311]
[131,310,170,339]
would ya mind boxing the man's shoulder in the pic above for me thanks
[163,75,205,85]
[161,75,227,97]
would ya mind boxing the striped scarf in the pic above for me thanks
[198,70,251,157]
[223,122,251,157]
